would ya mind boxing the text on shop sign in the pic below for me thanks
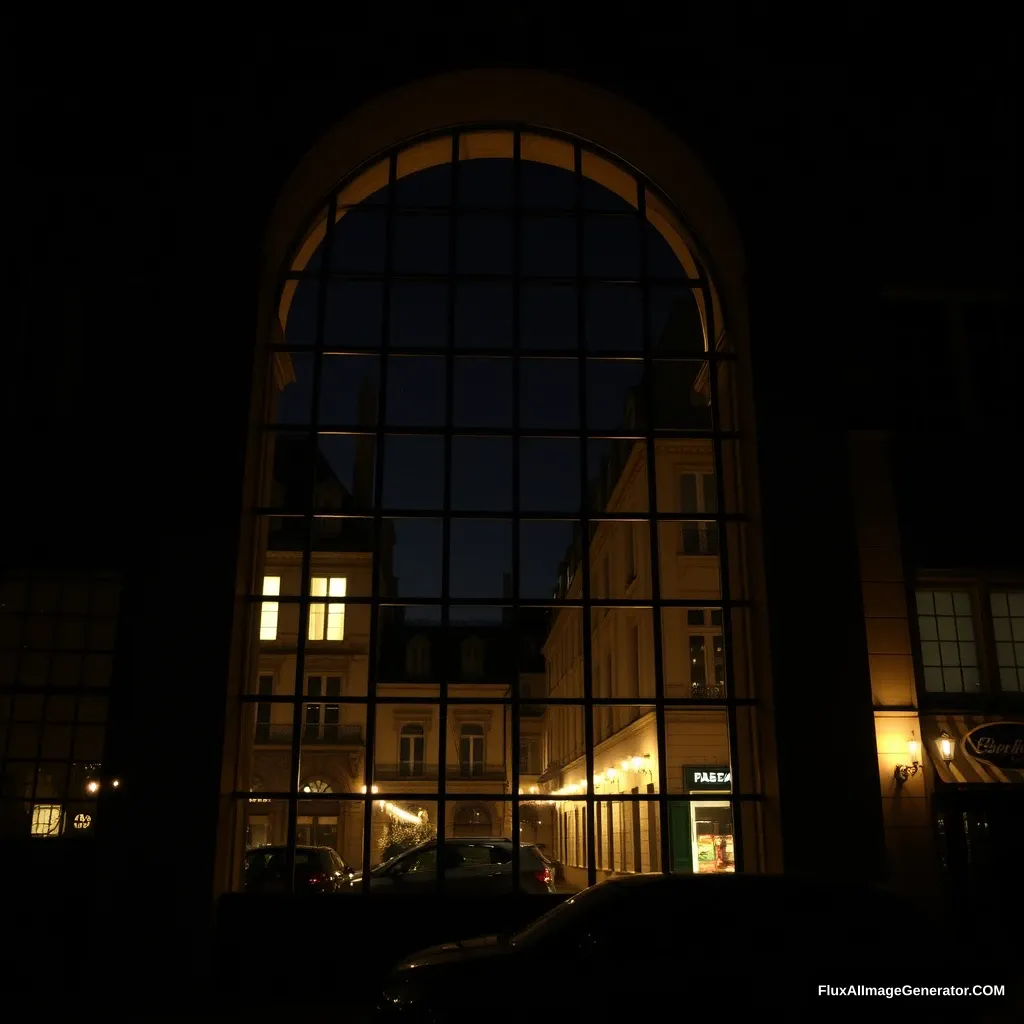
[684,765,732,791]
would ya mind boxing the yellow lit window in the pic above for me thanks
[309,577,346,641]
[31,804,62,837]
[260,576,281,641]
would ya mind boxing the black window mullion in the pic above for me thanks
[436,132,461,891]
[510,129,522,890]
[359,151,397,888]
[703,269,745,872]
[636,184,673,874]
[286,192,336,892]
[575,142,597,889]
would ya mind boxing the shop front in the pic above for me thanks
[923,715,1024,923]
[669,765,736,874]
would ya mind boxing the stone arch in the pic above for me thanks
[259,70,745,357]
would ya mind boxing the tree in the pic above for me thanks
[379,808,434,861]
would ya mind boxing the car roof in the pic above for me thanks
[246,845,334,854]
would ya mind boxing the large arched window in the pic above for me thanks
[235,105,762,895]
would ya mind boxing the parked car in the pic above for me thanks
[376,873,1018,1021]
[244,845,354,893]
[350,837,555,894]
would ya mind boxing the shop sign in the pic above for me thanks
[684,765,732,791]
[963,721,1024,771]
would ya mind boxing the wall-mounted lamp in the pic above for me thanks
[937,731,955,766]
[894,734,921,788]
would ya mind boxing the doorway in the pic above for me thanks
[936,787,1024,930]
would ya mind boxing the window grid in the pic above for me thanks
[990,591,1024,693]
[241,125,755,892]
[0,571,117,839]
[915,589,980,694]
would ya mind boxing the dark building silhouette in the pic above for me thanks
[3,34,1021,1006]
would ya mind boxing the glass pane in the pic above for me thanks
[520,439,581,513]
[585,285,643,352]
[522,217,576,277]
[389,282,448,349]
[323,280,383,351]
[453,358,513,428]
[393,214,449,274]
[520,359,579,429]
[520,520,577,600]
[586,359,644,431]
[374,711,440,793]
[388,519,443,599]
[319,354,380,426]
[458,214,513,274]
[270,351,314,425]
[382,436,444,510]
[456,283,513,349]
[669,800,735,874]
[300,703,367,787]
[369,799,438,871]
[452,437,512,511]
[583,216,641,278]
[331,209,387,272]
[385,356,446,427]
[522,284,577,351]
[588,439,648,514]
[458,155,514,207]
[450,520,513,599]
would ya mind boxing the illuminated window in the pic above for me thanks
[31,804,62,837]
[308,577,346,641]
[915,590,979,693]
[990,591,1024,692]
[73,813,92,829]
[400,724,425,776]
[458,724,485,775]
[260,576,281,640]
[301,778,333,794]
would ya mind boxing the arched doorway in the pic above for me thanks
[226,71,775,894]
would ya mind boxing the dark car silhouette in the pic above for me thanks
[376,873,1018,1022]
[244,845,354,893]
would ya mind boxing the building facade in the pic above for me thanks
[3,51,1020,994]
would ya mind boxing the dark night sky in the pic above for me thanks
[275,158,705,610]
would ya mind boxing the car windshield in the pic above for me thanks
[510,882,618,948]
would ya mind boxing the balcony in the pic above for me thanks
[374,763,507,782]
[254,723,364,746]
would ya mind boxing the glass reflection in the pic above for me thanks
[247,131,743,890]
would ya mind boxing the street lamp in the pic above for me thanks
[937,731,955,766]
[894,734,921,789]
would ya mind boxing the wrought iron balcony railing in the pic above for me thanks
[254,723,364,746]
[373,763,507,782]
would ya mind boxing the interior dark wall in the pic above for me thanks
[5,31,1019,990]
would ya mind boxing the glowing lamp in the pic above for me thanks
[85,780,100,795]
[938,732,955,766]
[894,734,921,789]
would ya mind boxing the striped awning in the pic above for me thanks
[922,714,1024,784]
